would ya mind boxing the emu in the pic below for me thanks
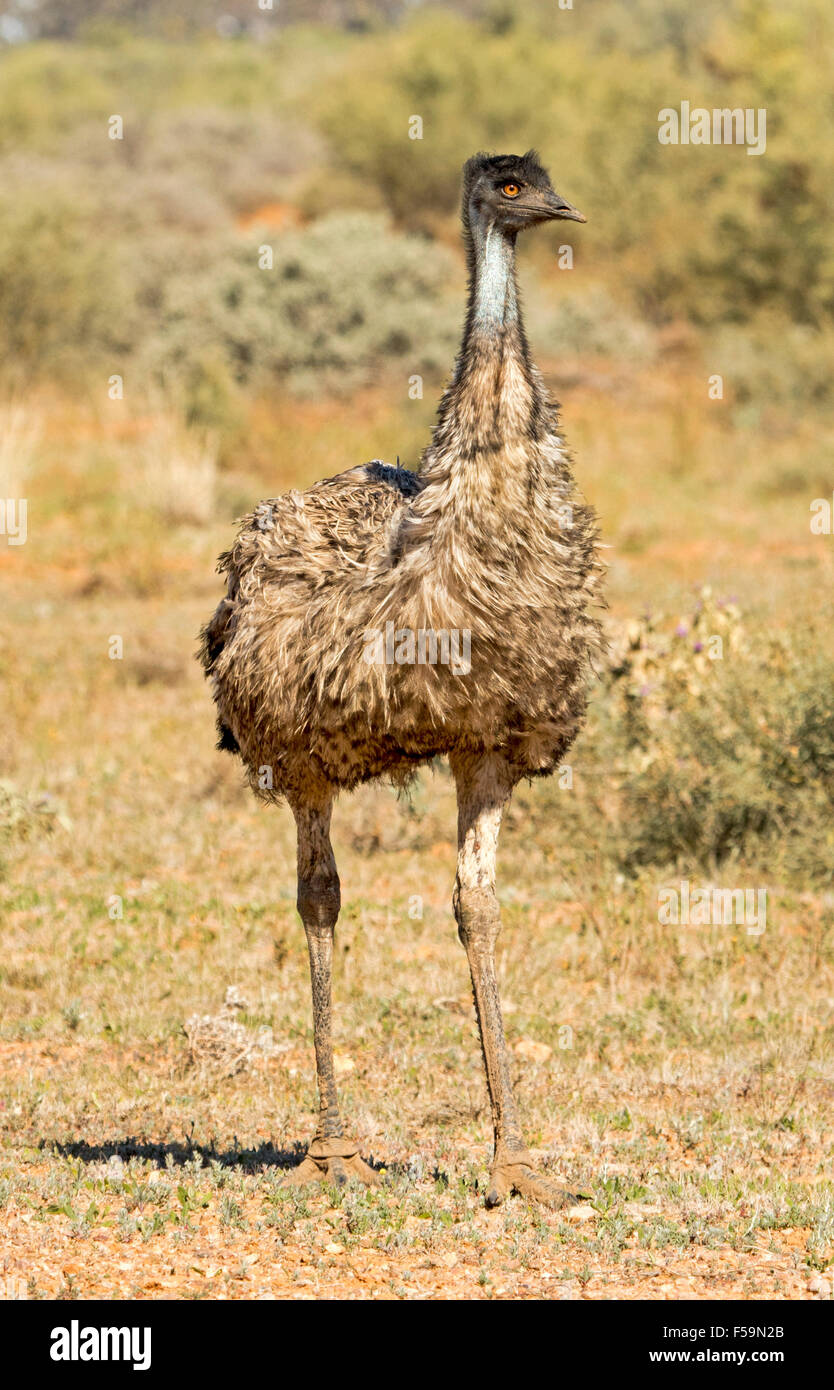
[200,151,603,1208]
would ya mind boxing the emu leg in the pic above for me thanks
[451,754,576,1211]
[282,796,378,1190]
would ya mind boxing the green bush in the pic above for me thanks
[0,780,69,844]
[143,212,460,397]
[314,2,834,332]
[0,5,832,399]
[525,284,656,362]
[315,8,677,249]
[0,145,458,398]
[709,317,834,412]
[0,191,131,379]
[538,592,834,884]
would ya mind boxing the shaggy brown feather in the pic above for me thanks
[199,179,603,802]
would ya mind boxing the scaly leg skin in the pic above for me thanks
[281,794,380,1192]
[451,753,578,1212]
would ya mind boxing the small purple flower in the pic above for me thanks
[693,641,704,653]
[675,623,688,637]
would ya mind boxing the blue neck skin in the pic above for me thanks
[468,208,519,333]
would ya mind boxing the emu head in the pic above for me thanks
[462,150,585,237]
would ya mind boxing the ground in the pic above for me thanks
[1,363,832,1300]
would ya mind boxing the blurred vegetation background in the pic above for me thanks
[0,0,832,415]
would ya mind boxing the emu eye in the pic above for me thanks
[501,182,521,198]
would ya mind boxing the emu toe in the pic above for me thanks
[281,1137,381,1190]
[485,1160,577,1211]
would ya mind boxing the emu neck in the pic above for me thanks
[398,213,554,578]
[470,220,518,332]
[431,215,540,460]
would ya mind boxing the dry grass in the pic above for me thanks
[1,368,832,1300]
[0,398,41,498]
[130,413,218,526]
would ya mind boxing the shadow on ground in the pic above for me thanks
[42,1136,405,1179]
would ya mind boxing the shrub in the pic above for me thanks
[525,284,656,362]
[145,212,460,396]
[538,591,834,884]
[708,317,834,413]
[0,781,69,844]
[0,190,131,381]
[606,593,834,877]
[314,4,834,330]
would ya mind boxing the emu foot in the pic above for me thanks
[485,1159,577,1211]
[282,1136,381,1190]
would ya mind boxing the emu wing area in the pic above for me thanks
[231,459,416,582]
[199,461,423,782]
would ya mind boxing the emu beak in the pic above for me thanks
[543,191,586,223]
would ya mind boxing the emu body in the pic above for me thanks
[200,152,603,1206]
